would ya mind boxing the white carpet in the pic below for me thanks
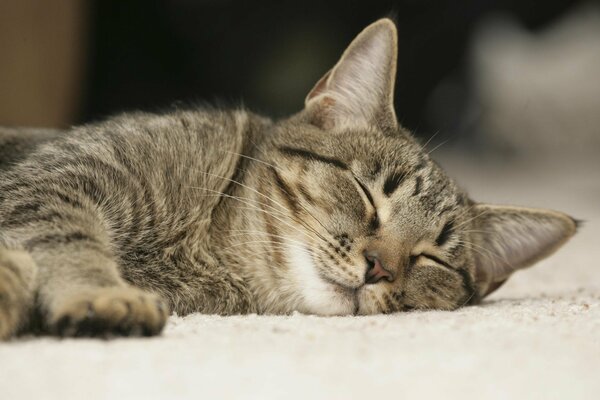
[1,153,598,400]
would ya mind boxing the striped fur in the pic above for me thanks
[0,19,576,339]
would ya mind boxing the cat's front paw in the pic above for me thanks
[0,249,35,341]
[0,268,21,340]
[49,287,169,338]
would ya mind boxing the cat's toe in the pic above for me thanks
[0,291,18,340]
[0,267,29,340]
[50,287,169,338]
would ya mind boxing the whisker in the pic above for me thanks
[461,229,503,237]
[459,287,476,308]
[224,151,283,173]
[188,186,319,242]
[455,239,508,266]
[193,192,289,219]
[221,240,307,253]
[191,169,289,213]
[224,230,308,247]
[225,149,340,242]
[421,130,440,151]
[232,205,326,244]
[227,226,336,266]
[453,209,491,231]
[427,139,449,155]
[193,166,334,244]
[257,169,337,240]
[233,205,323,244]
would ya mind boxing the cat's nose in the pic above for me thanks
[364,253,394,284]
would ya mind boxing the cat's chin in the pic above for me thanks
[300,286,385,316]
[284,239,391,316]
[285,240,357,316]
[303,298,357,316]
[295,281,358,316]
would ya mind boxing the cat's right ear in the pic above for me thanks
[304,19,398,130]
[469,204,578,299]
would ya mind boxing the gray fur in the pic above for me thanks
[0,127,62,170]
[0,19,576,340]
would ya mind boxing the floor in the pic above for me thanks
[1,152,598,400]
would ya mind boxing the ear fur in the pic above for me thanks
[470,204,577,298]
[304,18,398,130]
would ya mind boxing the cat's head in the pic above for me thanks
[260,19,577,315]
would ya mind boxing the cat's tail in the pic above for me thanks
[0,247,37,340]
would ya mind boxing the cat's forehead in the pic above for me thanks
[337,130,467,218]
[277,122,423,169]
[274,122,466,218]
[326,128,434,179]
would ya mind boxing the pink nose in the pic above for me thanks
[364,254,394,284]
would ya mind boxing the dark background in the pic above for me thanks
[0,0,588,141]
[82,0,583,138]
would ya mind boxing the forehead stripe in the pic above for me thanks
[268,167,300,213]
[412,176,423,196]
[435,220,455,246]
[278,146,348,170]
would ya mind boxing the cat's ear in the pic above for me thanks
[470,204,578,299]
[304,18,398,130]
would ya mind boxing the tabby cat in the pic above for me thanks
[0,19,577,339]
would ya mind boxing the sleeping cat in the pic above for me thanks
[0,19,577,339]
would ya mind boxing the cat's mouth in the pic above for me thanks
[316,273,361,315]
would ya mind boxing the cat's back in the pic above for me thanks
[0,127,63,171]
[0,107,269,268]
[76,108,266,194]
[2,107,265,178]
[0,107,269,234]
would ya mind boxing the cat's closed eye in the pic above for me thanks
[418,253,454,271]
[353,176,375,208]
[352,176,379,231]
[435,220,454,246]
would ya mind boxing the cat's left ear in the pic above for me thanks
[304,18,398,130]
[470,204,578,299]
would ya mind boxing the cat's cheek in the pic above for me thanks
[294,275,357,316]
[285,240,356,316]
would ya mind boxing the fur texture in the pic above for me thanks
[0,19,576,340]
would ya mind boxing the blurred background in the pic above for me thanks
[1,0,599,160]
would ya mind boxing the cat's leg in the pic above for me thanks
[0,248,37,340]
[143,256,256,316]
[21,221,169,337]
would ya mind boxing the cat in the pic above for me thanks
[0,19,577,340]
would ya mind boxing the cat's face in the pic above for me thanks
[268,124,476,314]
[259,19,576,315]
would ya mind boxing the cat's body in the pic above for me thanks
[0,19,576,339]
